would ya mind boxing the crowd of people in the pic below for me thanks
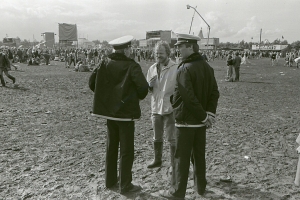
[2,42,299,71]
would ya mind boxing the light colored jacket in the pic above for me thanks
[147,59,177,115]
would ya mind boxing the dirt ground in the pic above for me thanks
[1,57,300,200]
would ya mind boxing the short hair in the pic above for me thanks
[185,43,199,53]
[154,40,171,57]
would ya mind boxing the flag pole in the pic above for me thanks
[259,28,262,52]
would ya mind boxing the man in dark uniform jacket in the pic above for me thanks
[89,35,148,194]
[233,52,242,81]
[160,33,219,199]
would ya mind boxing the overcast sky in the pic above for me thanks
[1,0,299,44]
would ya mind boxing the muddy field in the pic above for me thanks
[1,57,300,200]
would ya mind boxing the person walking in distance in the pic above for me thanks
[0,49,16,87]
[89,35,148,194]
[160,33,219,199]
[7,48,18,70]
[146,41,177,170]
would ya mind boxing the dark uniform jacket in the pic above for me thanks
[233,56,241,67]
[171,53,219,125]
[89,53,148,121]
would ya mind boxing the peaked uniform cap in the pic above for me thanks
[175,33,200,46]
[109,35,134,50]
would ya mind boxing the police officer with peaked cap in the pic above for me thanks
[89,35,149,194]
[160,33,219,199]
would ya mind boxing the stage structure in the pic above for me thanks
[142,30,177,48]
[41,32,55,48]
[58,23,78,47]
[2,37,21,47]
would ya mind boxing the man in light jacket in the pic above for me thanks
[146,41,177,170]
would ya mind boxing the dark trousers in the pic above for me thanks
[170,126,207,198]
[69,59,76,66]
[45,58,50,65]
[234,66,240,81]
[0,69,15,86]
[105,120,135,191]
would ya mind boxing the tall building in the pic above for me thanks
[42,32,55,48]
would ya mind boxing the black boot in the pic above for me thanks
[147,142,163,168]
[0,75,5,87]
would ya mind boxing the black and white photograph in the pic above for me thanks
[1,0,300,199]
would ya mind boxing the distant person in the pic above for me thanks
[289,53,295,67]
[7,49,18,70]
[295,133,300,186]
[41,51,51,65]
[271,52,276,66]
[69,51,76,67]
[93,49,99,64]
[276,52,280,65]
[241,52,251,65]
[89,35,148,194]
[136,49,141,62]
[146,41,177,169]
[64,50,69,68]
[233,52,242,81]
[0,50,16,87]
[295,56,300,68]
[201,52,209,62]
[27,57,40,66]
[225,51,234,82]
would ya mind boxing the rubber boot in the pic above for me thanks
[147,142,163,168]
[169,145,175,175]
[170,145,175,168]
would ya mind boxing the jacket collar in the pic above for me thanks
[108,53,133,61]
[178,53,203,67]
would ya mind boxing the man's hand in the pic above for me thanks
[203,115,216,129]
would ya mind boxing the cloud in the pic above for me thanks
[235,16,261,38]
[233,16,283,42]
[190,11,236,38]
